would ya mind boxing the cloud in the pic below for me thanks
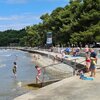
[36,0,67,1]
[0,13,40,21]
[5,0,29,4]
[0,24,24,28]
[0,13,41,31]
[0,16,18,21]
[0,23,31,30]
[2,0,68,4]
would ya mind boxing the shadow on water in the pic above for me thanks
[26,79,60,88]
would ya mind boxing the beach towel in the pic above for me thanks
[80,74,94,80]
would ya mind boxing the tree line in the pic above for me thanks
[0,0,100,47]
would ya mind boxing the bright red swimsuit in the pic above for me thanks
[86,59,91,62]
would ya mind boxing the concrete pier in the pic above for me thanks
[14,71,100,100]
[14,48,100,100]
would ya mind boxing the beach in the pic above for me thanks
[31,53,73,80]
[30,50,100,80]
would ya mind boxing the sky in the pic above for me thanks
[0,0,69,31]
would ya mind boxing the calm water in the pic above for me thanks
[0,49,37,100]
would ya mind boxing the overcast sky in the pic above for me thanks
[0,0,69,31]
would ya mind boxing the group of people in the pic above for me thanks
[12,61,42,84]
[61,45,98,78]
[62,47,81,57]
[85,45,97,77]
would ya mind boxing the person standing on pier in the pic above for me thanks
[12,62,17,78]
[85,53,91,72]
[90,57,96,77]
[90,48,97,63]
[89,48,97,77]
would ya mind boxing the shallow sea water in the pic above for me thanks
[0,49,37,100]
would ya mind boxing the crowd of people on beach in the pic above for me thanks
[52,45,98,79]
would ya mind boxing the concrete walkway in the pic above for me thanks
[14,71,100,100]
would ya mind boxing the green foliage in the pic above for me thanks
[0,29,26,46]
[0,0,100,47]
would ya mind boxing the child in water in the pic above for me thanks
[12,62,17,78]
[35,65,42,84]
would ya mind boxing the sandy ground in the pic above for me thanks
[30,53,73,80]
[31,53,54,67]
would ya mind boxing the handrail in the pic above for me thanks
[42,66,73,84]
[74,60,86,73]
[76,60,86,66]
[42,62,61,68]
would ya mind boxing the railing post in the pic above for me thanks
[73,59,76,75]
[42,67,46,86]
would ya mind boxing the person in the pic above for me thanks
[89,48,97,77]
[80,70,84,79]
[84,45,89,54]
[89,57,96,77]
[73,48,77,56]
[65,47,71,55]
[35,65,42,84]
[52,56,56,63]
[12,62,17,78]
[90,48,97,63]
[85,54,91,72]
[60,49,65,58]
[75,47,80,56]
[33,54,37,60]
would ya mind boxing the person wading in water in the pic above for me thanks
[12,62,17,78]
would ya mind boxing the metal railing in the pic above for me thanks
[39,57,86,84]
[40,62,73,84]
